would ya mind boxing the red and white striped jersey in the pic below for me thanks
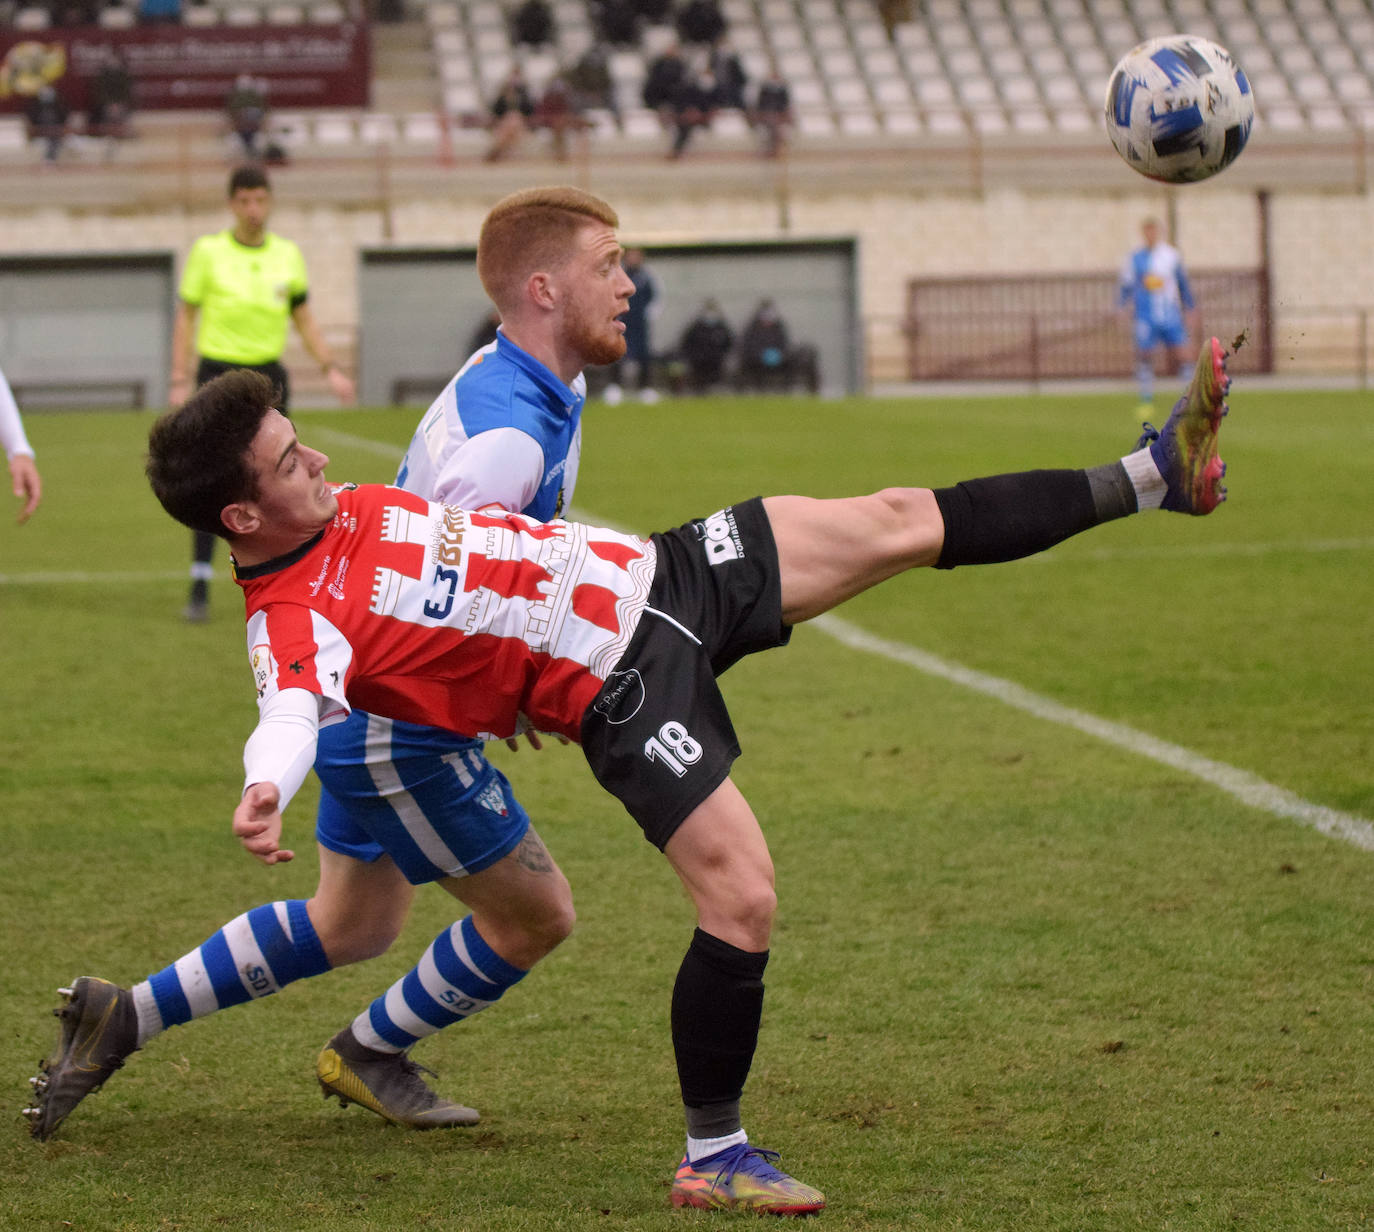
[236,484,657,742]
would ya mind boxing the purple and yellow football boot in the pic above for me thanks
[1136,335,1231,515]
[671,1143,826,1216]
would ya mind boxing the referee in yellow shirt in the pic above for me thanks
[170,164,356,622]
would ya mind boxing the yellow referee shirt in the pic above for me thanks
[178,230,310,366]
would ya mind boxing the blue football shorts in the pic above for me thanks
[1135,315,1189,351]
[315,742,530,885]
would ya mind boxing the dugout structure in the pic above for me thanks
[0,253,175,408]
[903,270,1270,384]
[358,239,861,405]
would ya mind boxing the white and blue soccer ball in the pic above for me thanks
[1104,35,1254,183]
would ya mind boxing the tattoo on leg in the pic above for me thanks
[515,828,555,874]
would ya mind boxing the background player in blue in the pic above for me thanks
[29,187,631,1138]
[1117,216,1199,414]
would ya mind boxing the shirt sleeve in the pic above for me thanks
[431,426,546,512]
[1117,252,1135,305]
[0,367,33,460]
[242,686,321,812]
[1176,263,1196,310]
[246,603,353,727]
[288,239,309,303]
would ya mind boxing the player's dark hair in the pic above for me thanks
[146,370,279,539]
[228,164,270,195]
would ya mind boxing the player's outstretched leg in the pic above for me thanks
[1138,335,1230,515]
[316,1026,479,1129]
[25,977,139,1141]
[671,1143,826,1216]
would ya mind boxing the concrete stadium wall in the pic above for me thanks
[0,183,1367,394]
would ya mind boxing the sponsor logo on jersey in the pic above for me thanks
[308,554,332,597]
[593,668,645,725]
[327,556,350,601]
[699,508,743,565]
[433,505,466,566]
[250,642,276,698]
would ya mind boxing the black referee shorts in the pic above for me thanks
[197,357,291,413]
[579,497,792,850]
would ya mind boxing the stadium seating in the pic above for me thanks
[9,0,1372,172]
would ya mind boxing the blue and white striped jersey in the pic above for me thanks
[1118,242,1195,327]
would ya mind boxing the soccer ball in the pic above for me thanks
[1104,35,1255,183]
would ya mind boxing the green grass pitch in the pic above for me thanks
[2,386,1371,1230]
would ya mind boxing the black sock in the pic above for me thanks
[932,465,1137,569]
[672,928,768,1135]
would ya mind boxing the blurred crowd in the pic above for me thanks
[6,0,809,165]
[486,0,796,161]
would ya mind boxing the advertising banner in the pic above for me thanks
[0,20,370,113]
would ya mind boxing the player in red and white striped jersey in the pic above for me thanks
[136,333,1231,1212]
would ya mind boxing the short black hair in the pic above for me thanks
[228,164,271,195]
[146,369,279,539]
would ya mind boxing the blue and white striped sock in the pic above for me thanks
[131,900,330,1046]
[351,915,526,1054]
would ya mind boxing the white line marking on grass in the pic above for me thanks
[309,427,408,460]
[1038,537,1374,563]
[813,613,1374,852]
[0,570,184,585]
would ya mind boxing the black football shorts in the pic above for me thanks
[579,497,792,850]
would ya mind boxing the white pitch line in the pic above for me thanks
[1035,536,1374,564]
[309,426,410,460]
[813,613,1374,852]
[0,570,185,585]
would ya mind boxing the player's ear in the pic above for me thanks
[220,501,259,537]
[526,270,557,310]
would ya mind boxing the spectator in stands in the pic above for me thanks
[0,363,42,524]
[675,0,725,46]
[590,0,639,46]
[565,44,619,120]
[669,66,718,158]
[708,37,747,110]
[137,0,181,22]
[51,0,97,24]
[225,74,268,159]
[751,60,793,157]
[533,73,588,161]
[642,41,687,123]
[878,0,914,37]
[736,297,792,391]
[631,0,671,22]
[605,247,662,403]
[26,83,69,163]
[88,48,135,144]
[679,297,734,393]
[484,65,535,162]
[511,0,553,48]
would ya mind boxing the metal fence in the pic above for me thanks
[902,270,1271,384]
